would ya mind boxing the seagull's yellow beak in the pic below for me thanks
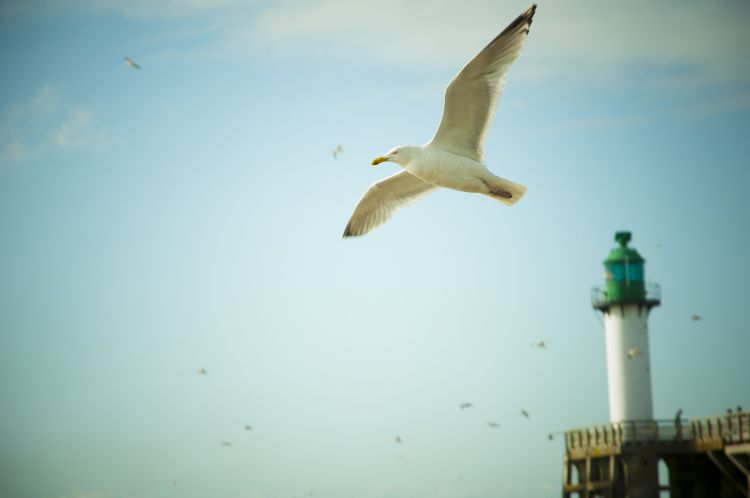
[371,156,388,166]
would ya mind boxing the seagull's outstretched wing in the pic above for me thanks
[429,4,536,162]
[343,171,439,237]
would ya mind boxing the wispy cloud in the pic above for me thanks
[0,85,112,168]
[4,1,749,96]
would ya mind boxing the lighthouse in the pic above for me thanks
[562,231,749,498]
[592,231,660,423]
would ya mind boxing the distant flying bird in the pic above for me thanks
[521,409,530,419]
[332,144,343,159]
[244,424,253,431]
[124,56,141,70]
[547,433,554,441]
[627,347,644,359]
[197,368,208,375]
[342,5,536,237]
[487,421,500,428]
[530,340,547,349]
[394,436,403,444]
[459,402,474,410]
[221,440,232,447]
[691,314,702,321]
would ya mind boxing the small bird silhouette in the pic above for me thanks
[530,340,547,349]
[332,144,343,159]
[487,421,500,428]
[197,368,208,375]
[394,436,403,444]
[691,314,702,321]
[459,402,473,410]
[221,440,232,447]
[521,409,530,419]
[627,347,644,359]
[547,433,554,441]
[124,56,141,70]
[244,424,253,431]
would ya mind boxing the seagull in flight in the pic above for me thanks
[459,402,474,410]
[521,409,530,419]
[487,421,500,428]
[332,144,343,159]
[124,56,141,70]
[394,436,403,444]
[627,347,644,359]
[530,340,547,349]
[244,424,253,431]
[197,368,208,375]
[343,5,537,237]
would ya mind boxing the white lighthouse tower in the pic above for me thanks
[592,231,660,423]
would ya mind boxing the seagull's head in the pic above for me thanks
[372,145,415,167]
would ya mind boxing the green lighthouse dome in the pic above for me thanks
[604,231,645,302]
[593,231,660,311]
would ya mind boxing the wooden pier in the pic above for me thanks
[562,411,750,498]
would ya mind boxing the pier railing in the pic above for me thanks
[565,411,749,453]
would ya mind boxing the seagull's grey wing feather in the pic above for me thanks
[343,171,439,237]
[429,4,536,162]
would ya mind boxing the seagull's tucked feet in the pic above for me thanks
[480,176,527,206]
[489,188,512,199]
[482,179,512,199]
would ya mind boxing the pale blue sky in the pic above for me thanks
[1,1,749,498]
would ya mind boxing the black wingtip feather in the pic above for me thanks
[495,4,537,41]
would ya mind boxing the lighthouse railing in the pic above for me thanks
[590,281,662,308]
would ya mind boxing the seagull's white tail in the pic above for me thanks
[482,175,527,206]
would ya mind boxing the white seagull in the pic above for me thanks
[343,5,536,237]
[333,144,343,159]
[124,56,141,70]
[627,347,644,359]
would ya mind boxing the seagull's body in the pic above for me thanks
[531,340,547,349]
[487,421,500,428]
[343,5,536,237]
[244,424,253,431]
[460,402,474,410]
[521,409,530,419]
